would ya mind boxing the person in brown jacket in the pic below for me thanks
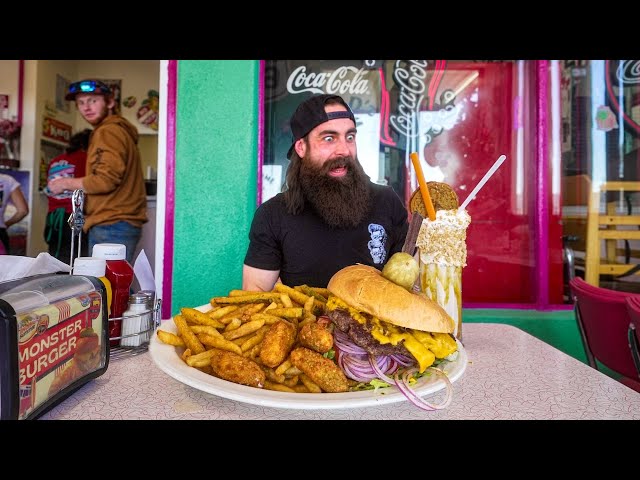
[47,79,147,264]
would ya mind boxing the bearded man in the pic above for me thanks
[243,94,409,290]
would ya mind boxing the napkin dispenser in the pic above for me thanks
[0,273,109,420]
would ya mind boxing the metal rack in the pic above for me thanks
[108,298,161,360]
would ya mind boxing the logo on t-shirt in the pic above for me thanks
[368,223,387,264]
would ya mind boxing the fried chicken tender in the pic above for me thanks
[299,322,333,354]
[210,349,265,388]
[290,347,348,393]
[260,320,296,368]
[410,182,459,215]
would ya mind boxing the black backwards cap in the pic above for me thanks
[287,94,356,159]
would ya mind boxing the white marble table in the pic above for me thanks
[40,323,640,420]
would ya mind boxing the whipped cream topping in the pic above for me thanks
[415,209,471,266]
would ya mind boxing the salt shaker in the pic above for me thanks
[139,289,156,312]
[120,293,150,347]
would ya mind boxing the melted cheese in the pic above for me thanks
[412,331,457,358]
[328,296,458,372]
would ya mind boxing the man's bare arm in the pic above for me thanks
[5,187,29,228]
[242,264,280,292]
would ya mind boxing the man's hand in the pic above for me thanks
[48,177,84,195]
[47,177,69,195]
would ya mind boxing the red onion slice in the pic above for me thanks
[334,329,369,355]
[340,354,376,382]
[368,355,395,385]
[393,367,453,411]
[391,353,415,367]
[333,326,454,411]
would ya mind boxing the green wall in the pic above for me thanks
[172,60,260,313]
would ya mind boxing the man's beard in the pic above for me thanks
[299,154,372,228]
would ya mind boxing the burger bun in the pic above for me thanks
[327,264,455,333]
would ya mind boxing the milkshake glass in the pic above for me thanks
[415,209,471,340]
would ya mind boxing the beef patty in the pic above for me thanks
[328,308,411,357]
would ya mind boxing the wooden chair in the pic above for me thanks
[584,181,640,286]
[569,277,640,392]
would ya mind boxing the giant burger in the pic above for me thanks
[326,264,458,410]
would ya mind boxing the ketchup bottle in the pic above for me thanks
[92,243,134,347]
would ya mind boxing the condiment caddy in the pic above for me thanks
[72,261,161,359]
[72,245,161,360]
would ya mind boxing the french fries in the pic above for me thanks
[300,373,322,393]
[275,359,293,376]
[212,292,282,304]
[224,318,242,332]
[185,349,219,367]
[240,326,269,352]
[198,333,242,355]
[181,307,225,329]
[273,284,325,315]
[250,312,286,325]
[303,296,315,313]
[189,325,223,337]
[156,329,185,347]
[207,305,239,319]
[266,307,303,318]
[222,319,265,340]
[280,294,293,308]
[264,380,296,393]
[155,281,345,394]
[174,314,206,354]
[309,287,330,298]
[298,284,328,303]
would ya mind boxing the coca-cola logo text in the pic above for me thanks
[286,66,371,95]
[389,60,428,138]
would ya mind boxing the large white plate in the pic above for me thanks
[149,305,468,410]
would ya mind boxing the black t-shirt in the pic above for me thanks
[244,183,409,288]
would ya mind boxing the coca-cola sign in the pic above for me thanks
[615,60,640,84]
[286,66,371,95]
[386,60,458,145]
[388,60,428,139]
[278,60,459,148]
[606,60,640,134]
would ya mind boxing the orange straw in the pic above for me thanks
[410,152,436,221]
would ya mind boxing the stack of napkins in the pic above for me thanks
[0,253,70,282]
